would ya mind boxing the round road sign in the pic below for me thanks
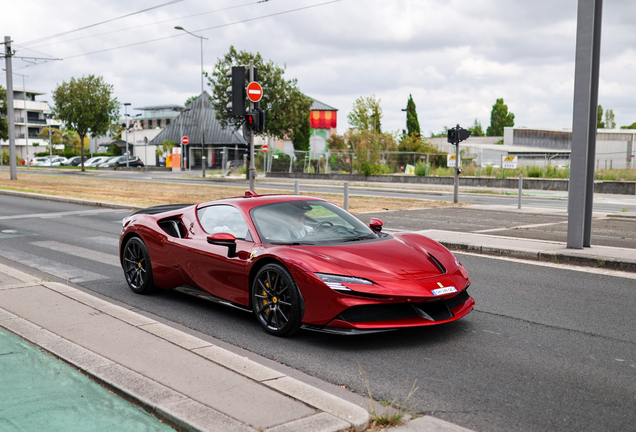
[182,136,189,145]
[247,81,263,103]
[261,144,269,153]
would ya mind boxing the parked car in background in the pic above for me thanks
[84,156,110,167]
[40,156,69,167]
[29,157,52,166]
[64,156,89,166]
[98,155,144,168]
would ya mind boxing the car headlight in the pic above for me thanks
[315,273,373,292]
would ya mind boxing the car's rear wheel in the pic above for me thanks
[123,237,156,294]
[252,263,302,337]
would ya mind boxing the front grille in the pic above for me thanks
[335,289,471,324]
[336,304,418,323]
[445,289,469,310]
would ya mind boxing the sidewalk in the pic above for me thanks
[0,263,368,432]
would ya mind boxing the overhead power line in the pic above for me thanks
[63,0,343,60]
[18,0,185,47]
[26,0,273,50]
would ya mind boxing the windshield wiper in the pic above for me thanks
[342,235,374,242]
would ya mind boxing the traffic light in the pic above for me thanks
[447,126,471,144]
[245,112,258,130]
[447,128,457,144]
[256,109,266,132]
[226,66,246,116]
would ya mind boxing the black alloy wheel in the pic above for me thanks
[252,263,302,336]
[123,237,156,294]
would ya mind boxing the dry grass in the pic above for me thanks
[0,173,451,213]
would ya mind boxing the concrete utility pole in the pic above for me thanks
[4,36,17,180]
[567,0,603,249]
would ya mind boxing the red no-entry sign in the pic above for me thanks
[182,136,189,145]
[247,82,263,103]
[261,144,269,153]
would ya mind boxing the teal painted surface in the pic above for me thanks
[0,329,174,431]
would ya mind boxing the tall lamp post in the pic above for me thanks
[175,26,208,178]
[124,103,131,167]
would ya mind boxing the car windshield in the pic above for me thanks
[250,200,377,245]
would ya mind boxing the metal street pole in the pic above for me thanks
[248,60,256,190]
[567,0,603,249]
[124,103,130,166]
[175,26,208,178]
[454,125,460,203]
[21,74,29,169]
[48,114,52,157]
[4,36,17,180]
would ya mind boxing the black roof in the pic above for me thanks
[149,92,247,147]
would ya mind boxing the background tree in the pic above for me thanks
[0,85,8,141]
[207,46,313,139]
[184,95,198,107]
[486,98,515,136]
[620,121,636,130]
[468,118,485,137]
[291,111,311,152]
[38,127,63,153]
[604,108,615,129]
[52,75,120,171]
[405,94,420,137]
[597,105,604,129]
[348,95,382,133]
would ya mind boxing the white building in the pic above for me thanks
[0,87,61,160]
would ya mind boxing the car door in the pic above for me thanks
[172,205,255,305]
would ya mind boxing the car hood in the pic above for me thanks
[282,233,458,283]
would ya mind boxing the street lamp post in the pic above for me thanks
[175,26,208,178]
[45,113,54,157]
[370,114,377,162]
[124,103,131,167]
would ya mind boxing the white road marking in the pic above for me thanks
[31,241,120,267]
[0,249,108,283]
[473,220,569,233]
[0,209,123,221]
[85,236,120,248]
[455,251,636,280]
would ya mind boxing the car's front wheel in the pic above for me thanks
[122,237,156,294]
[251,263,302,337]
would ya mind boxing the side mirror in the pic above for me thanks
[207,233,237,257]
[369,218,383,232]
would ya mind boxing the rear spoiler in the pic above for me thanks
[131,204,194,216]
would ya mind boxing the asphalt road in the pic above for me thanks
[4,167,636,214]
[1,194,635,432]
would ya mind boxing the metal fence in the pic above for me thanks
[253,149,576,178]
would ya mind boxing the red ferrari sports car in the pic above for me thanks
[119,191,474,336]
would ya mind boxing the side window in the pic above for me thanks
[197,205,250,241]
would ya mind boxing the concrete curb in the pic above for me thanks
[437,241,636,272]
[0,263,369,432]
[0,188,144,211]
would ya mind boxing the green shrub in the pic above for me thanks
[414,161,427,176]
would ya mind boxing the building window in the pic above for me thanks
[166,119,170,126]
[148,119,153,129]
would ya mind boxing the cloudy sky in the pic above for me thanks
[3,0,635,136]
